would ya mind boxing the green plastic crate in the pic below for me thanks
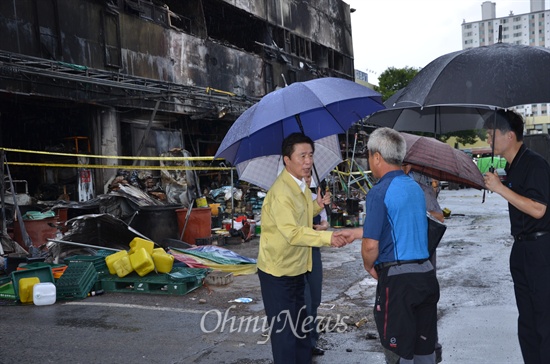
[56,262,98,299]
[0,275,11,286]
[17,262,65,270]
[99,268,207,296]
[11,266,54,301]
[0,281,16,300]
[95,249,116,257]
[63,255,107,273]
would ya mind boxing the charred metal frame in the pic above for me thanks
[0,51,256,118]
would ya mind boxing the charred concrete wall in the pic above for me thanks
[0,0,355,200]
[0,0,264,97]
[224,0,353,56]
[0,0,353,96]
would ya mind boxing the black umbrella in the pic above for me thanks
[379,40,550,160]
[367,89,494,201]
[392,42,550,109]
[367,88,494,136]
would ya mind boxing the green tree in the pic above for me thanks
[375,66,419,101]
[454,129,487,145]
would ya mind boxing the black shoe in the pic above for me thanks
[312,347,325,356]
[435,343,442,363]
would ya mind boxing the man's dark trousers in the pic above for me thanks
[510,235,550,364]
[258,269,312,364]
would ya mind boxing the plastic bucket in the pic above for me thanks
[54,207,69,233]
[196,197,208,208]
[209,203,221,216]
[176,208,212,245]
[13,216,58,251]
[130,205,181,243]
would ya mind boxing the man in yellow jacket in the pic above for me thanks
[257,132,349,364]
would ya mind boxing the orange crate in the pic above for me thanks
[16,263,67,279]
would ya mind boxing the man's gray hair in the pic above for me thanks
[367,127,406,166]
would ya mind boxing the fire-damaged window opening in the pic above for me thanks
[33,0,61,60]
[105,0,353,79]
[101,10,122,68]
[121,0,196,35]
[268,27,352,78]
[264,63,274,92]
[201,0,267,54]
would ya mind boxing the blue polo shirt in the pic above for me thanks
[363,170,429,264]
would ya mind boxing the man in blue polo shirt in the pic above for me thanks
[361,127,440,364]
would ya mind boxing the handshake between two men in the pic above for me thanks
[314,188,362,248]
[329,227,362,248]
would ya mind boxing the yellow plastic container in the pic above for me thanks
[209,203,221,216]
[196,196,207,208]
[152,251,174,273]
[112,255,134,277]
[129,237,154,256]
[105,250,131,275]
[152,247,166,255]
[19,277,40,303]
[130,247,155,277]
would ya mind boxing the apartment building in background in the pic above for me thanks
[461,0,550,133]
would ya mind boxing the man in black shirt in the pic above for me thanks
[484,109,550,364]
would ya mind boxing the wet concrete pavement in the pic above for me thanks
[0,189,523,363]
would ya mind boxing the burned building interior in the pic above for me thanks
[0,0,356,255]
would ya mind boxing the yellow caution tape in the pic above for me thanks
[4,162,234,170]
[0,147,233,170]
[0,147,221,161]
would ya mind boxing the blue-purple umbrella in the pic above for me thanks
[235,134,342,190]
[215,77,384,169]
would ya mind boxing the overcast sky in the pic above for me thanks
[348,0,538,85]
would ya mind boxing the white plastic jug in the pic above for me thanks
[33,282,56,306]
[359,212,366,226]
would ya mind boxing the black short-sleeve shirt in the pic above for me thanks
[506,144,550,237]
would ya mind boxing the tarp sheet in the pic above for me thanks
[170,246,257,276]
[182,246,256,265]
[168,267,210,281]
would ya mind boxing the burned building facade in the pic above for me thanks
[0,0,354,201]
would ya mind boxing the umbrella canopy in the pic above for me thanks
[367,88,494,135]
[235,134,342,190]
[215,77,384,165]
[392,42,550,109]
[401,132,485,190]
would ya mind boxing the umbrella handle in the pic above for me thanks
[294,114,332,218]
[312,163,331,218]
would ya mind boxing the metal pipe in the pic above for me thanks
[47,238,122,252]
